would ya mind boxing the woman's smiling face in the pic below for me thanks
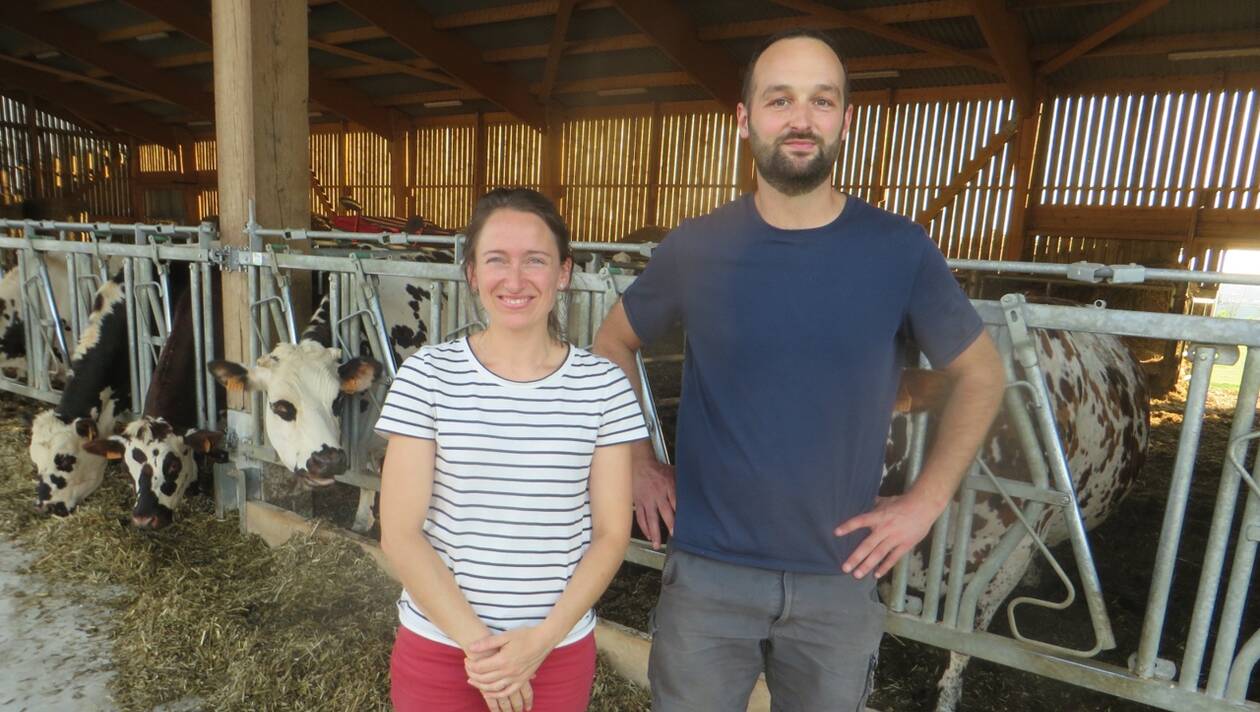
[467,208,571,333]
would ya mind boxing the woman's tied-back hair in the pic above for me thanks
[462,188,573,340]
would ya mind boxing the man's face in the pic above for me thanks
[738,37,853,196]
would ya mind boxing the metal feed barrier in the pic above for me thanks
[0,219,219,430]
[0,215,1255,710]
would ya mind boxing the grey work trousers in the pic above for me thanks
[648,548,885,712]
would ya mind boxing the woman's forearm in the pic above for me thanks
[535,532,630,647]
[382,532,490,651]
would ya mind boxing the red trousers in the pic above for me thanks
[390,626,596,712]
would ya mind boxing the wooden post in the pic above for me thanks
[644,102,662,225]
[390,119,407,218]
[127,137,145,220]
[1002,106,1044,262]
[542,106,564,204]
[24,93,43,199]
[212,0,310,388]
[472,111,487,204]
[180,138,200,222]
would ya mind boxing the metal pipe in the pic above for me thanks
[123,258,141,413]
[1224,589,1260,701]
[943,481,978,629]
[1180,347,1260,690]
[15,249,40,391]
[1134,345,1217,678]
[189,262,207,430]
[1207,463,1260,696]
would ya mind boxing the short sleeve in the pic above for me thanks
[621,231,684,346]
[595,368,649,447]
[904,238,985,368]
[374,351,437,440]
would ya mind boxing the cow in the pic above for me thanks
[206,258,452,530]
[82,286,224,529]
[30,272,131,516]
[0,252,76,381]
[882,325,1149,712]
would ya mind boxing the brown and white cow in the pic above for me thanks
[207,263,446,529]
[0,254,74,381]
[883,325,1149,712]
[30,272,130,515]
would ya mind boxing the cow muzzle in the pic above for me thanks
[301,445,346,486]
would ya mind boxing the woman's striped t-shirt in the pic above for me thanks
[375,337,648,648]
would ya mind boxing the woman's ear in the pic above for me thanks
[558,257,573,290]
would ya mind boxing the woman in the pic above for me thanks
[377,188,647,712]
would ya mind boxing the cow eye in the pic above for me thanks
[270,400,297,422]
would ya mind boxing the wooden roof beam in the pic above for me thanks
[0,5,213,117]
[540,0,577,102]
[917,119,1019,225]
[769,0,1002,76]
[378,71,695,107]
[972,0,1036,113]
[339,0,545,130]
[1038,0,1170,75]
[0,62,186,150]
[609,0,742,110]
[120,0,405,138]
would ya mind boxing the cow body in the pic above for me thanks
[883,326,1149,711]
[0,254,75,381]
[84,286,222,529]
[30,272,131,515]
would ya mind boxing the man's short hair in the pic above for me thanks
[741,28,851,107]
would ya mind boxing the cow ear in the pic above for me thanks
[73,417,98,441]
[83,436,125,460]
[207,360,255,393]
[893,368,954,413]
[183,429,225,454]
[338,357,383,395]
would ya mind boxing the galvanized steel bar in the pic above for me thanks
[122,258,140,413]
[1208,462,1260,697]
[943,480,978,629]
[189,263,207,431]
[15,249,41,391]
[1135,345,1217,678]
[1225,616,1260,702]
[1180,348,1260,690]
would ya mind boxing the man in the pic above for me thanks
[592,29,1005,711]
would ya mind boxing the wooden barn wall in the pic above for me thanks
[0,94,132,220]
[1031,89,1259,270]
[139,87,1257,256]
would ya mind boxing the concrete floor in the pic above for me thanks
[0,538,117,712]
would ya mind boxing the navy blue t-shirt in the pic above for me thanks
[622,194,983,574]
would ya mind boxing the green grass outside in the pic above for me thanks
[1209,344,1247,391]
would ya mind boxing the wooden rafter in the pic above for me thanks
[916,119,1019,226]
[1038,0,1171,75]
[609,0,742,110]
[339,0,546,130]
[700,2,973,40]
[0,5,213,117]
[377,71,695,108]
[119,0,403,138]
[769,0,1002,76]
[0,62,185,150]
[308,40,462,88]
[972,0,1035,113]
[0,53,164,103]
[99,20,172,43]
[540,0,577,101]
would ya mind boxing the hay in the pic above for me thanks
[0,393,650,711]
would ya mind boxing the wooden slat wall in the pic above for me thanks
[1032,89,1259,266]
[561,115,653,242]
[0,94,131,219]
[409,124,475,230]
[656,112,742,228]
[833,102,887,207]
[138,144,181,173]
[485,121,542,192]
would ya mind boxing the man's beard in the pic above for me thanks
[748,128,841,196]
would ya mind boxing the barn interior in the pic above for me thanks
[0,2,1257,712]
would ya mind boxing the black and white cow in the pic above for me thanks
[0,254,74,381]
[883,325,1149,712]
[83,287,223,529]
[30,272,130,515]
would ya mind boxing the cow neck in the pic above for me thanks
[462,335,572,388]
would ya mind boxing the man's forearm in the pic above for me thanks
[909,366,1005,510]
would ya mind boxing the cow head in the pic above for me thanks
[82,417,223,529]
[207,340,382,486]
[29,393,118,516]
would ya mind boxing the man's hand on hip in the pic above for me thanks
[633,452,676,550]
[834,492,945,579]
